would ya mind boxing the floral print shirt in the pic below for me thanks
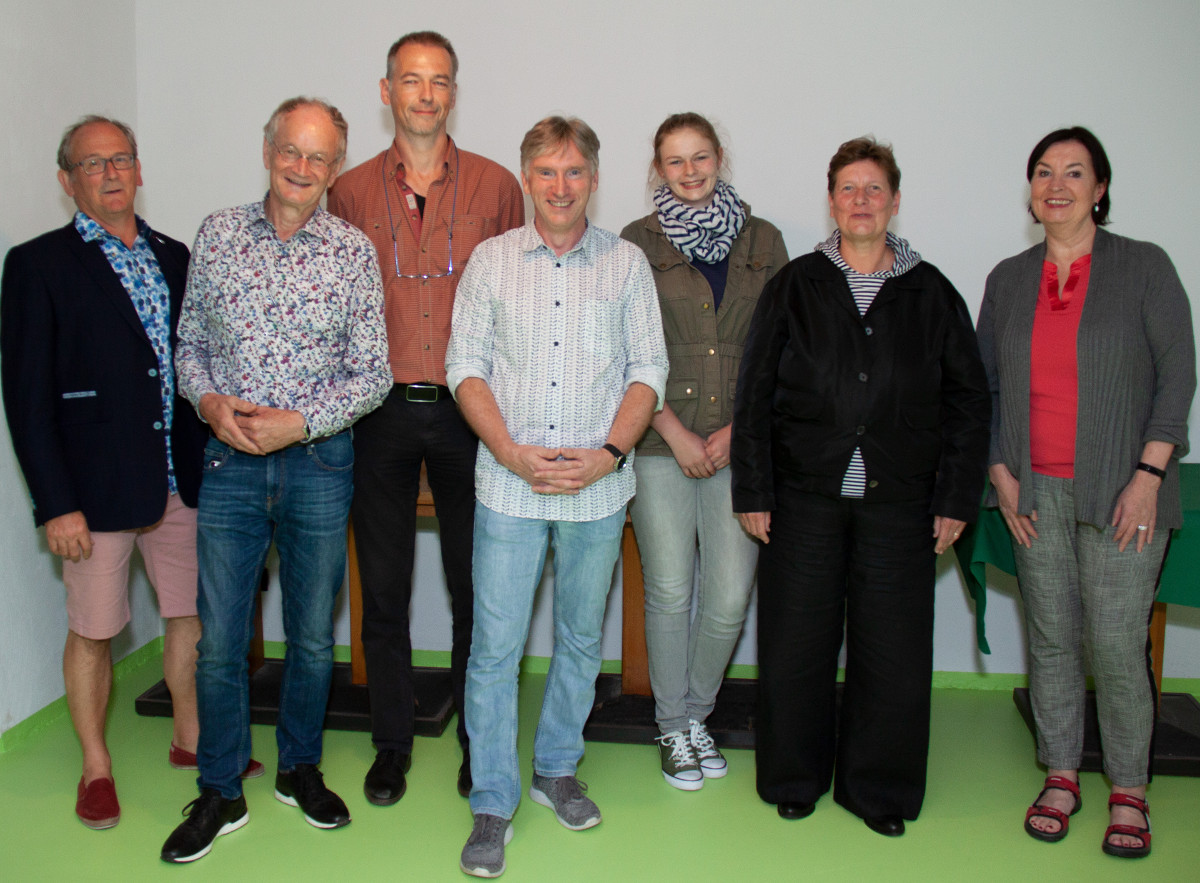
[176,200,391,438]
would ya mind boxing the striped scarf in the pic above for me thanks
[653,179,746,264]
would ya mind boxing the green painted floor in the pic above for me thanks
[3,655,1198,881]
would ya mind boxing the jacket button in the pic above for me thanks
[858,372,868,382]
[685,388,694,395]
[153,421,163,430]
[702,303,710,310]
[148,368,158,377]
[868,480,879,488]
[710,396,717,404]
[864,326,873,336]
[856,425,866,435]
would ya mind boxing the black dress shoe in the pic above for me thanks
[457,747,472,798]
[275,764,351,828]
[161,789,248,863]
[864,814,905,836]
[363,750,411,806]
[777,801,816,820]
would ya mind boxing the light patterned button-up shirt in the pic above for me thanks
[176,200,392,438]
[447,221,668,522]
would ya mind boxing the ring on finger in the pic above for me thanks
[1137,524,1148,531]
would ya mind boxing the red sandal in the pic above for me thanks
[1102,793,1151,858]
[1024,775,1081,842]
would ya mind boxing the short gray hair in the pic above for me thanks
[520,116,599,176]
[263,97,348,162]
[57,115,137,171]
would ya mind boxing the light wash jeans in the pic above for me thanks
[465,502,624,819]
[629,457,759,734]
[194,434,353,799]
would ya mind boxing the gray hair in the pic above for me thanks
[263,97,348,162]
[520,116,600,176]
[57,115,137,171]
[386,31,459,81]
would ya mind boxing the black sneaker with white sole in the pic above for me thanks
[160,789,248,863]
[274,764,351,829]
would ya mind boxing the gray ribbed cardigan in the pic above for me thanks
[976,227,1195,529]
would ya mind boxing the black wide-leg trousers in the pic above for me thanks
[755,489,936,821]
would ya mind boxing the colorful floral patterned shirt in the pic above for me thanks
[75,211,178,492]
[176,200,391,438]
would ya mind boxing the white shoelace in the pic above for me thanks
[689,721,719,759]
[657,731,696,764]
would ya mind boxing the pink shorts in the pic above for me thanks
[63,494,198,640]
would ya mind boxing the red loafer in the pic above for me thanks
[170,744,265,779]
[76,776,120,829]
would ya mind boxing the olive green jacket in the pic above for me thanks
[621,206,788,456]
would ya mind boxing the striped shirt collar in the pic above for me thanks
[816,230,921,278]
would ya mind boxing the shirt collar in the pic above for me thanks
[250,195,333,241]
[387,135,456,185]
[74,211,149,245]
[817,230,921,278]
[520,219,595,263]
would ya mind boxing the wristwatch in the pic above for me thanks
[602,443,627,472]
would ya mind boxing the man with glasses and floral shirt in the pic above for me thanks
[159,97,391,863]
[2,115,216,832]
[327,31,524,806]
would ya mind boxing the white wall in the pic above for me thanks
[4,0,1199,736]
[0,0,166,734]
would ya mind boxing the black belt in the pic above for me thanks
[397,382,451,403]
[214,430,342,451]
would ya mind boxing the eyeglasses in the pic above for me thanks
[270,140,337,172]
[382,144,459,279]
[72,153,137,176]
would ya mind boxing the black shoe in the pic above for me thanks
[275,764,350,828]
[457,746,472,798]
[363,750,410,806]
[777,801,816,820]
[864,814,905,836]
[160,789,248,863]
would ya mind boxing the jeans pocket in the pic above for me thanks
[309,434,354,472]
[203,439,232,471]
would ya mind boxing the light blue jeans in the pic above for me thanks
[465,502,625,819]
[629,457,759,734]
[194,434,353,799]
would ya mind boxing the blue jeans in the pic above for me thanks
[194,434,353,799]
[465,502,625,819]
[629,456,758,733]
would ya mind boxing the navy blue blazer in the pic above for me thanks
[1,221,207,531]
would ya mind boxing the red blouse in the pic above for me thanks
[1029,254,1092,477]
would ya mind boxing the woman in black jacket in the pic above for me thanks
[731,137,990,836]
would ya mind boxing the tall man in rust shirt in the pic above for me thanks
[327,30,524,805]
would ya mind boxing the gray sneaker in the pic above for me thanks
[460,813,513,878]
[529,774,601,830]
[689,719,728,778]
[656,730,703,790]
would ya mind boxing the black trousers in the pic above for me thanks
[352,386,477,753]
[755,489,936,820]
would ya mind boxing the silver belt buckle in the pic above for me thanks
[405,383,439,403]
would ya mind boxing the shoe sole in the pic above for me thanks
[77,812,120,830]
[528,787,601,830]
[661,770,704,791]
[274,790,351,829]
[363,784,406,807]
[170,759,265,779]
[699,762,728,779]
[162,811,249,863]
[459,823,514,877]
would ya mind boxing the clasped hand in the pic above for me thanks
[505,445,613,494]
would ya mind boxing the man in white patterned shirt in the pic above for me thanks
[446,116,668,878]
[161,97,391,864]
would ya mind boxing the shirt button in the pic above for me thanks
[555,301,561,306]
[868,480,879,488]
[424,312,429,318]
[551,382,557,387]
[856,425,866,436]
[858,372,868,382]
[153,421,163,430]
[549,424,555,430]
[707,348,715,356]
[554,341,559,346]
[424,344,430,350]
[148,368,158,377]
[556,263,562,268]
[865,326,874,336]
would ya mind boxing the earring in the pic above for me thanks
[1093,203,1100,212]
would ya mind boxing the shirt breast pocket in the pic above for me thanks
[580,299,622,357]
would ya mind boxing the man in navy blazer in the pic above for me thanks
[0,115,222,830]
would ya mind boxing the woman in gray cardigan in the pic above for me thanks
[977,126,1194,859]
